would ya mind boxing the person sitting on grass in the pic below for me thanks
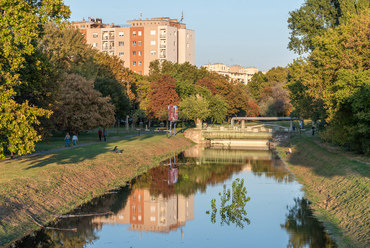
[286,147,292,154]
[113,146,123,154]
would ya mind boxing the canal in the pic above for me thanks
[11,146,337,247]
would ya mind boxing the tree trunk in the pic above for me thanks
[195,118,202,130]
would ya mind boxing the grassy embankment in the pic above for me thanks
[277,135,370,248]
[0,133,193,247]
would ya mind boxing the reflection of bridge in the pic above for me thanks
[184,147,273,165]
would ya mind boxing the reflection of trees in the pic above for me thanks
[11,186,132,248]
[210,178,251,229]
[251,159,294,183]
[281,198,337,248]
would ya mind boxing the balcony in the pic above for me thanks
[102,36,115,40]
[160,44,166,48]
[159,34,166,39]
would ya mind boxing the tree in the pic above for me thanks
[41,23,99,80]
[94,77,130,120]
[245,101,260,117]
[52,73,115,132]
[207,95,228,124]
[147,74,180,119]
[179,95,210,129]
[247,72,269,102]
[287,0,370,54]
[0,0,70,158]
[287,11,370,154]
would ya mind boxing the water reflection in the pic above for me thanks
[281,198,337,248]
[91,189,194,233]
[11,147,336,247]
[210,178,251,229]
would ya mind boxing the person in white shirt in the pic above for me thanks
[72,134,78,147]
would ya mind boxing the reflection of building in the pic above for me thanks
[71,17,195,75]
[92,189,194,233]
[202,63,258,84]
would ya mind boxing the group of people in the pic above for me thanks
[64,133,78,147]
[98,128,108,141]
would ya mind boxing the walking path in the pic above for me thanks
[1,133,140,162]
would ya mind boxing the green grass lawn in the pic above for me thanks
[0,134,193,247]
[33,131,137,153]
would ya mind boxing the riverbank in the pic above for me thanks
[277,136,370,248]
[0,134,193,247]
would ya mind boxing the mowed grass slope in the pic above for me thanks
[278,136,370,248]
[0,134,193,247]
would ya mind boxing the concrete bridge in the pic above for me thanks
[184,117,298,148]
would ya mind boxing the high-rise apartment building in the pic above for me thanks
[72,17,195,75]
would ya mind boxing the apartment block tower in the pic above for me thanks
[72,17,195,75]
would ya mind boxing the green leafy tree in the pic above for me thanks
[287,0,370,54]
[53,73,115,132]
[41,23,98,80]
[287,11,370,154]
[179,95,210,128]
[94,77,130,120]
[247,72,269,102]
[0,0,70,158]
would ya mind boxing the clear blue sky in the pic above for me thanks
[63,0,305,71]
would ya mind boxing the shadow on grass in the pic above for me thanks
[283,136,370,180]
[22,133,166,170]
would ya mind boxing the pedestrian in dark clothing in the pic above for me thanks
[312,126,315,136]
[103,128,108,141]
[98,129,103,141]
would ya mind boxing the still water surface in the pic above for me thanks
[13,146,336,248]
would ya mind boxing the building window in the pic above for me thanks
[150,216,156,222]
[133,31,136,36]
[138,51,142,56]
[151,51,156,55]
[138,31,142,36]
[93,43,98,47]
[80,25,85,28]
[187,43,189,48]
[132,41,136,46]
[150,30,156,35]
[93,33,98,38]
[119,52,124,56]
[138,41,142,46]
[138,61,142,66]
[133,61,136,66]
[119,32,124,37]
[151,41,156,45]
[119,41,124,47]
[133,51,136,56]
[187,33,189,38]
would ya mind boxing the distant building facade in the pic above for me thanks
[72,17,195,75]
[202,63,258,84]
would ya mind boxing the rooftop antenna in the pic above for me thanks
[140,12,143,18]
[180,11,184,22]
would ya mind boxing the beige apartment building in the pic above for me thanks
[72,17,195,75]
[202,63,258,84]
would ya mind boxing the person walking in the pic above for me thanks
[312,126,316,136]
[103,128,108,141]
[64,132,71,147]
[98,129,103,141]
[72,134,78,147]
